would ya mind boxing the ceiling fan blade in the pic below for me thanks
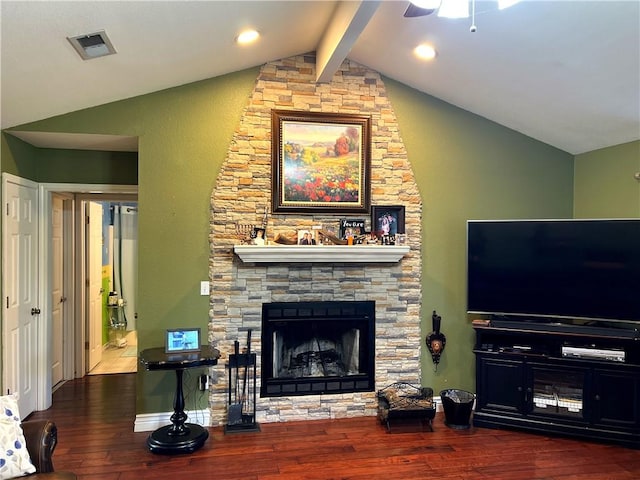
[403,3,436,17]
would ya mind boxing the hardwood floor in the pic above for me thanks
[27,374,639,479]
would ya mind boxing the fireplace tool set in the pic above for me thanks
[225,329,259,433]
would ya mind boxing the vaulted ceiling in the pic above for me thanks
[2,1,638,155]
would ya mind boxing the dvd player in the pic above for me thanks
[561,345,625,362]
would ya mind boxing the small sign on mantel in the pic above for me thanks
[339,219,365,240]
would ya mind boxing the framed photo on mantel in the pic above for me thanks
[371,205,405,237]
[271,110,371,214]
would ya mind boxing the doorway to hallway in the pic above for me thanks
[89,330,138,374]
[2,178,138,414]
[81,200,139,376]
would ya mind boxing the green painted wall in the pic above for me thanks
[1,133,39,180]
[3,68,261,414]
[1,137,138,184]
[36,149,138,185]
[574,140,640,218]
[6,65,620,416]
[384,78,574,392]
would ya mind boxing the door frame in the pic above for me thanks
[73,194,138,376]
[37,183,137,409]
[50,192,73,390]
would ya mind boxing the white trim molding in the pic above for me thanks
[134,409,211,432]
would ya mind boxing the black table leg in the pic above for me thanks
[147,369,209,454]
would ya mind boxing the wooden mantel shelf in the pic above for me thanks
[233,245,410,263]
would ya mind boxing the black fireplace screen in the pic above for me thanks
[261,301,375,397]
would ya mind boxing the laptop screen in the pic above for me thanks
[165,328,201,353]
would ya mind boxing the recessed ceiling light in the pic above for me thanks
[414,44,437,61]
[236,29,260,45]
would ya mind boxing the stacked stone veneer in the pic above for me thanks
[208,54,422,426]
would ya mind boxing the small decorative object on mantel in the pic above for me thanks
[255,206,268,245]
[273,230,298,245]
[251,227,266,245]
[320,223,338,244]
[426,310,446,371]
[237,206,269,245]
[317,229,347,245]
[235,223,255,245]
[381,234,396,246]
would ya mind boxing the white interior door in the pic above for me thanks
[51,195,65,387]
[87,201,103,371]
[2,175,39,417]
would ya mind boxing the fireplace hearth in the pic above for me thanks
[261,301,375,397]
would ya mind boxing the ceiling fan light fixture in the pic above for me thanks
[438,0,470,18]
[405,0,520,19]
[498,0,520,10]
[410,0,442,9]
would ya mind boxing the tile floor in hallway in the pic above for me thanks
[89,330,138,375]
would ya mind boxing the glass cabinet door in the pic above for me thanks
[529,364,588,420]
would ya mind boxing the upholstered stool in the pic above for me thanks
[377,382,436,432]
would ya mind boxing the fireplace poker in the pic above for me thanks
[228,340,242,425]
[240,329,252,420]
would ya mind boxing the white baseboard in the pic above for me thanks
[134,409,211,432]
[133,396,471,431]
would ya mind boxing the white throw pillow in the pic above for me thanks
[0,395,36,479]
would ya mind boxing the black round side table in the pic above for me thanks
[139,345,220,454]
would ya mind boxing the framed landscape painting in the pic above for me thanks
[271,110,371,214]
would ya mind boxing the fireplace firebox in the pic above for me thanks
[261,301,375,397]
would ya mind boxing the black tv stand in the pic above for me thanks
[473,321,640,449]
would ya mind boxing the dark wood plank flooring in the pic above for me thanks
[27,374,639,479]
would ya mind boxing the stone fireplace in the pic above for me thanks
[207,54,422,426]
[261,301,375,397]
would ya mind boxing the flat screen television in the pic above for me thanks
[467,219,640,325]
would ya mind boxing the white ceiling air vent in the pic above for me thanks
[67,30,116,60]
